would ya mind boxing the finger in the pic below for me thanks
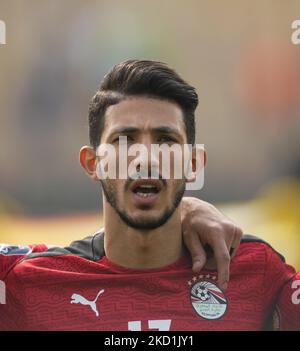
[222,223,236,251]
[211,237,231,290]
[230,227,243,258]
[183,231,207,274]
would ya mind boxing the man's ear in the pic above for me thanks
[79,146,99,181]
[186,146,207,183]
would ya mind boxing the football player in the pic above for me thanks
[0,60,298,330]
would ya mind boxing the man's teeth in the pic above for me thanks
[135,184,159,197]
[136,191,155,197]
[133,184,159,194]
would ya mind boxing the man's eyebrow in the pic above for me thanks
[108,126,183,139]
[151,126,180,135]
[151,126,184,141]
[109,127,140,136]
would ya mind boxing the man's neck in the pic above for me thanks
[103,202,185,270]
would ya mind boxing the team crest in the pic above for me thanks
[188,274,228,320]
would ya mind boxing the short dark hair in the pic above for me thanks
[88,60,198,148]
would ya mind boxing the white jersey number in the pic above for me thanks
[291,280,300,305]
[128,319,171,331]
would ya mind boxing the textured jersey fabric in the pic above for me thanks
[0,233,298,330]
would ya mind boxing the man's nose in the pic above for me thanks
[135,136,160,177]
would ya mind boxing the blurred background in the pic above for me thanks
[0,0,299,269]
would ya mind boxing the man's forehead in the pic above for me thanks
[103,97,185,132]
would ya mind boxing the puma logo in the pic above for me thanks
[70,289,105,317]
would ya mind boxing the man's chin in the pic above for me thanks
[116,210,174,230]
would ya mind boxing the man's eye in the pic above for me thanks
[158,136,176,143]
[112,136,133,143]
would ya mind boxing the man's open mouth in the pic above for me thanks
[130,179,163,200]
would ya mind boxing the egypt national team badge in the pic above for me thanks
[188,274,228,320]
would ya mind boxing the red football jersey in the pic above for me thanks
[0,233,298,330]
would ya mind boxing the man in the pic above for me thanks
[0,60,298,330]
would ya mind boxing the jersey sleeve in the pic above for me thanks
[261,243,297,329]
[263,243,296,297]
[273,272,300,330]
[0,243,48,330]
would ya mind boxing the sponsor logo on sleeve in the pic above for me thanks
[0,245,32,256]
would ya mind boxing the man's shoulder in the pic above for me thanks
[22,229,105,262]
[1,232,105,285]
[0,243,48,280]
[239,234,286,262]
[2,230,105,277]
[235,234,295,283]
